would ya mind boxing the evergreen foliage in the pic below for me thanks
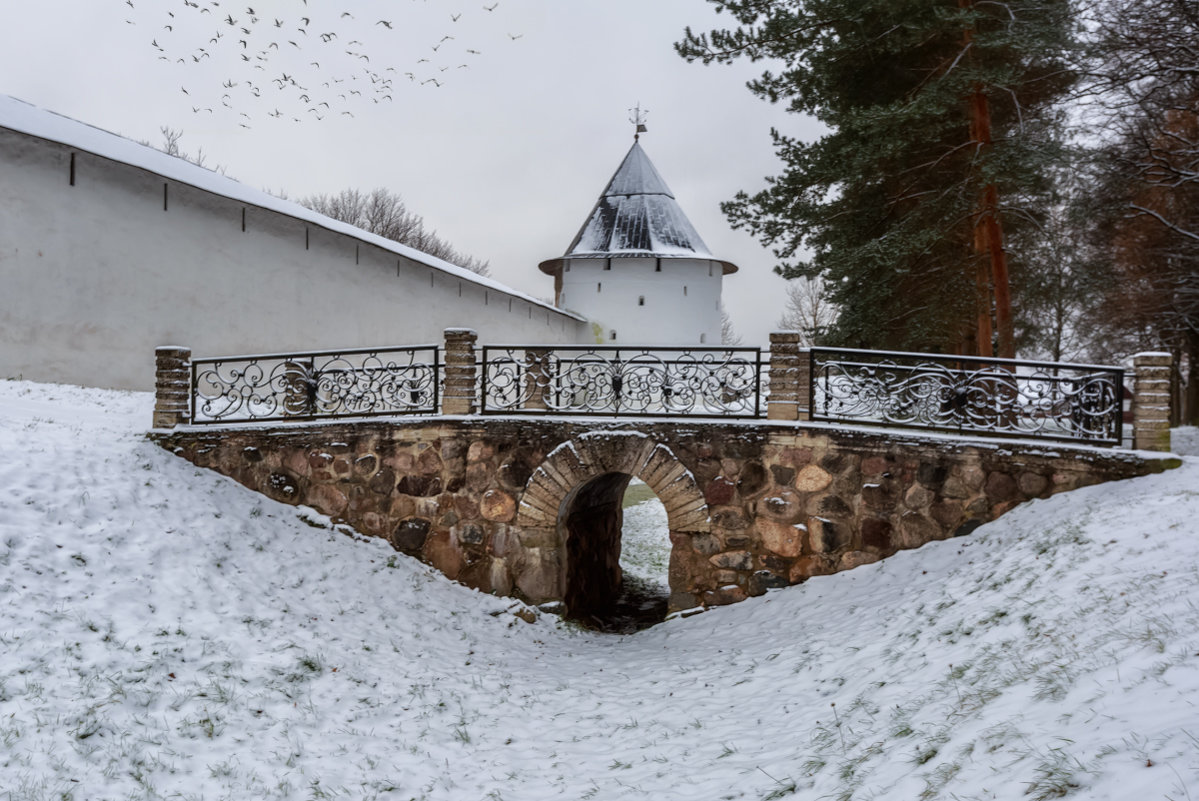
[677,0,1077,353]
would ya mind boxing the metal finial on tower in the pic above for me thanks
[628,102,649,141]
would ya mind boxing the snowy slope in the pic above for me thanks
[1,379,1198,801]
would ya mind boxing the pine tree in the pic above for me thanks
[677,0,1077,356]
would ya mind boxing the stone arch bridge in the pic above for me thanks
[149,333,1177,619]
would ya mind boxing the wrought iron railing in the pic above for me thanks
[190,345,440,424]
[480,345,763,417]
[809,348,1124,445]
[180,339,1127,446]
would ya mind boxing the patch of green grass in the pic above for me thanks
[622,481,658,508]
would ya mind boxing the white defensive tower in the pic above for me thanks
[539,128,738,345]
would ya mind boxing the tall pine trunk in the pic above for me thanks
[962,0,1015,360]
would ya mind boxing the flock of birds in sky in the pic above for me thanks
[120,0,522,126]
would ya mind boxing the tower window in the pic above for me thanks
[603,259,612,271]
[597,282,602,293]
[700,333,707,343]
[638,296,645,306]
[610,330,617,341]
[655,260,662,272]
[683,285,688,296]
[564,263,570,272]
[709,264,714,277]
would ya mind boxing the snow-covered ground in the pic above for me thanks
[619,482,670,594]
[2,379,1198,801]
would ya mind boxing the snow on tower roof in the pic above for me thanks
[0,93,579,320]
[569,141,710,257]
[539,141,737,275]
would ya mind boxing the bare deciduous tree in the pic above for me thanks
[144,126,226,174]
[778,276,838,348]
[300,188,490,276]
[1086,0,1199,243]
[719,304,742,346]
[1080,0,1199,422]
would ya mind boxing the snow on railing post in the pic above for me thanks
[153,345,192,429]
[1133,352,1173,451]
[442,328,478,416]
[767,331,805,421]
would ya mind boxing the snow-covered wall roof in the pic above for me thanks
[0,93,578,321]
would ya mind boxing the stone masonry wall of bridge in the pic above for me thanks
[152,417,1175,616]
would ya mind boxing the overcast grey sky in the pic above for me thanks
[1,0,823,344]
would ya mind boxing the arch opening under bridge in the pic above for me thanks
[517,433,710,626]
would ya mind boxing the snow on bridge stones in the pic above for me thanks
[152,415,1177,620]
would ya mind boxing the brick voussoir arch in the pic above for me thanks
[516,431,711,534]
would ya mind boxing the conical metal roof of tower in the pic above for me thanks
[539,141,738,275]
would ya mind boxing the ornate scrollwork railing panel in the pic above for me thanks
[190,346,440,424]
[809,348,1124,445]
[480,346,763,418]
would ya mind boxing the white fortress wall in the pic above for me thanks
[0,128,590,390]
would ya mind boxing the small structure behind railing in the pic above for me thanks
[189,345,440,424]
[809,347,1125,446]
[150,331,1173,451]
[479,345,763,417]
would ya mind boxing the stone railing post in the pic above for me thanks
[153,346,191,429]
[767,332,808,421]
[1133,352,1172,451]
[523,348,551,411]
[442,328,478,415]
